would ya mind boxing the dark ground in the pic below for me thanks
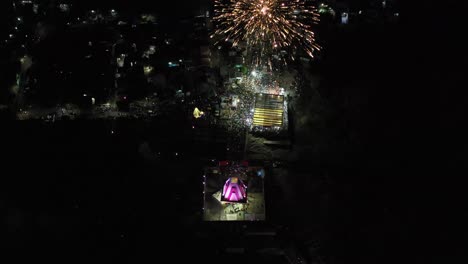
[2,119,209,262]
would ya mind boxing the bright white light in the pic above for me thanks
[251,70,258,77]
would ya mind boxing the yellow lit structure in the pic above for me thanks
[193,107,204,119]
[253,94,284,127]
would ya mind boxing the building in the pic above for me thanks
[221,177,247,203]
[203,162,265,221]
[253,94,284,128]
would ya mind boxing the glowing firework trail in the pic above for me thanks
[212,0,321,59]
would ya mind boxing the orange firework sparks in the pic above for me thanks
[212,0,321,61]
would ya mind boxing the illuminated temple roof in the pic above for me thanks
[221,177,247,203]
[204,165,265,221]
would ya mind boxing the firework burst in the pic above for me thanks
[212,0,320,62]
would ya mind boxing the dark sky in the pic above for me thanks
[70,0,211,17]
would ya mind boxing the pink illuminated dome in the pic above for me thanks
[221,177,247,203]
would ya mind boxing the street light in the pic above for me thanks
[144,66,153,75]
